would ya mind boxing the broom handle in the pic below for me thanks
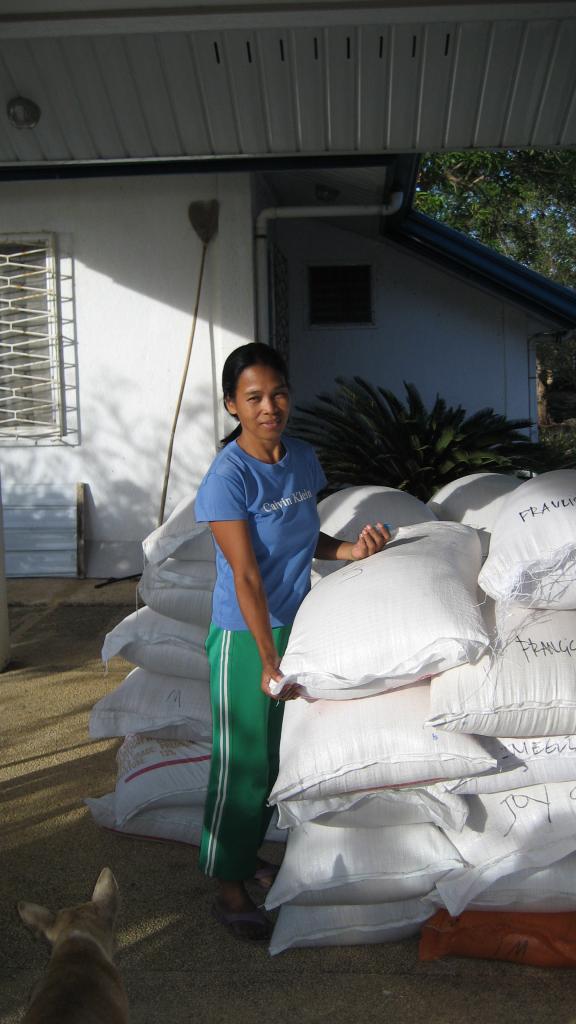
[158,240,208,526]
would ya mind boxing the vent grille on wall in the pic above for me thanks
[309,265,372,325]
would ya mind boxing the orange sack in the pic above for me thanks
[419,909,576,967]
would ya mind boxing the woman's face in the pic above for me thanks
[225,363,290,446]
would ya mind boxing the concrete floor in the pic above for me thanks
[3,578,576,1024]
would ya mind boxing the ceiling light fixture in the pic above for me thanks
[7,96,41,129]
[315,184,341,203]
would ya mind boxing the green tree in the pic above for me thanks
[414,150,576,288]
[415,150,576,428]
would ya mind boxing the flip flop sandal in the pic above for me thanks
[212,900,272,942]
[252,864,278,891]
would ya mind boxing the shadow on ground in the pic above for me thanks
[3,580,576,1024]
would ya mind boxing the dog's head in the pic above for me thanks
[17,867,120,960]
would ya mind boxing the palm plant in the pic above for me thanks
[291,378,567,502]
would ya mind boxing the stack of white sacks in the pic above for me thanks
[86,469,576,957]
[86,499,216,845]
[86,498,284,846]
[264,469,576,954]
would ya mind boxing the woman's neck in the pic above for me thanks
[236,434,285,464]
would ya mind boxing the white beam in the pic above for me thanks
[2,3,576,39]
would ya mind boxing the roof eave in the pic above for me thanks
[389,210,576,331]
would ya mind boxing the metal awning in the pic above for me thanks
[0,2,575,171]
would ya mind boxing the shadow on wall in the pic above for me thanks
[78,369,216,565]
[0,360,216,578]
[277,217,521,417]
[0,175,253,576]
[70,178,221,316]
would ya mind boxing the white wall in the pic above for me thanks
[0,172,256,577]
[1,178,547,579]
[278,219,540,423]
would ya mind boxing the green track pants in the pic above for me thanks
[198,623,291,881]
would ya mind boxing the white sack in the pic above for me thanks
[277,522,488,699]
[275,782,468,832]
[89,667,212,744]
[428,604,576,736]
[269,901,432,955]
[448,734,576,795]
[269,683,497,804]
[265,821,463,909]
[138,559,215,627]
[142,494,215,564]
[102,606,209,680]
[85,792,205,846]
[85,792,285,846]
[114,734,211,825]
[428,472,522,557]
[478,469,576,608]
[465,853,576,912]
[143,557,216,589]
[314,485,436,579]
[436,781,576,915]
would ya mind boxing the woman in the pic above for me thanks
[195,342,389,940]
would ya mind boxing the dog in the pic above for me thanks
[17,867,129,1024]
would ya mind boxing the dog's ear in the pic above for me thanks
[92,867,119,925]
[17,901,56,939]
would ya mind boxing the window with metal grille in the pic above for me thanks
[308,264,373,326]
[0,235,64,441]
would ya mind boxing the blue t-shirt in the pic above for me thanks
[194,436,327,630]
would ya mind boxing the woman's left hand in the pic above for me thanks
[350,522,391,561]
[261,660,300,701]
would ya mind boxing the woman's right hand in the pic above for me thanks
[261,661,299,701]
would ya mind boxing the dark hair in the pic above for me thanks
[220,342,289,446]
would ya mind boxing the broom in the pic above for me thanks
[158,199,219,526]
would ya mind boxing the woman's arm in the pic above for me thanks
[209,519,298,700]
[315,522,390,561]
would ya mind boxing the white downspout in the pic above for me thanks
[255,191,404,345]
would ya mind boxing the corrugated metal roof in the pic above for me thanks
[0,4,575,167]
[390,210,576,330]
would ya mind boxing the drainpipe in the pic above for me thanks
[528,327,575,442]
[255,192,404,345]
